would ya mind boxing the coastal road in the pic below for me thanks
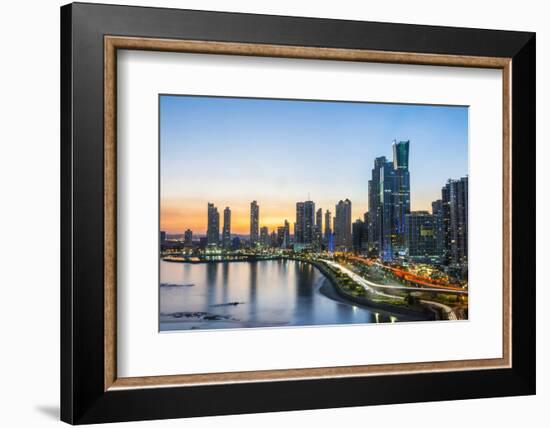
[323,260,458,321]
[324,261,468,295]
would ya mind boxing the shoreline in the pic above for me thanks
[303,259,435,321]
[316,278,426,322]
[162,255,284,264]
[162,257,434,322]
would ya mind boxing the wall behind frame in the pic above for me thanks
[0,1,545,427]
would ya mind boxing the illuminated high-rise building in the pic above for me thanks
[303,201,315,244]
[405,211,436,261]
[362,212,370,251]
[324,210,332,244]
[295,200,315,245]
[442,176,468,277]
[431,199,445,261]
[313,208,323,250]
[367,141,411,261]
[334,199,352,251]
[250,200,259,247]
[222,207,231,249]
[316,208,322,232]
[352,219,364,253]
[259,226,269,248]
[276,226,285,247]
[282,219,290,248]
[392,140,411,255]
[367,156,387,252]
[379,159,397,260]
[206,203,219,246]
[295,202,304,243]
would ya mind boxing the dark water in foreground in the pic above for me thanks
[160,259,398,331]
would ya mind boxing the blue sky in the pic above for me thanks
[160,95,468,234]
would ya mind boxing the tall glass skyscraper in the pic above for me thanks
[352,218,364,253]
[368,156,387,252]
[431,176,468,278]
[259,226,269,248]
[392,140,411,255]
[379,160,397,261]
[206,203,220,246]
[324,210,332,245]
[222,207,231,249]
[362,212,370,251]
[405,211,436,261]
[295,200,315,245]
[295,202,304,243]
[368,141,411,261]
[283,219,290,248]
[334,199,352,250]
[443,176,468,277]
[431,199,445,261]
[304,201,315,244]
[250,200,259,246]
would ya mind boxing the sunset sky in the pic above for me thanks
[160,95,468,235]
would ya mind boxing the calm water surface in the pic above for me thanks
[160,259,396,331]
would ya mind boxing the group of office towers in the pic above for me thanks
[205,198,352,253]
[204,140,468,278]
[364,140,468,278]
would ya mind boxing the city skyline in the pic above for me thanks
[160,95,468,234]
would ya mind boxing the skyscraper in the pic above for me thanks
[324,210,332,245]
[276,226,285,247]
[368,156,387,252]
[362,212,370,251]
[334,199,352,251]
[160,231,166,245]
[442,176,468,277]
[295,200,315,245]
[282,219,290,249]
[352,219,364,253]
[431,199,445,261]
[206,203,219,246]
[379,160,396,261]
[392,140,411,255]
[259,226,269,248]
[304,201,315,244]
[405,211,436,261]
[295,202,304,244]
[222,207,231,249]
[313,208,323,250]
[250,200,259,247]
[367,141,411,261]
[316,208,322,232]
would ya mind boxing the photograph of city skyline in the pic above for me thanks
[159,94,469,331]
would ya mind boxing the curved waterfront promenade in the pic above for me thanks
[321,260,457,320]
[303,259,437,321]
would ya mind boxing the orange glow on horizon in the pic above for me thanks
[160,197,437,235]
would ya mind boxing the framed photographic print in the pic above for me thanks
[61,2,536,424]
